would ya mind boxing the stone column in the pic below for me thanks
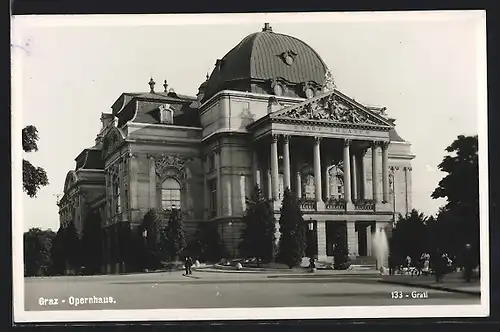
[313,137,325,210]
[371,142,380,203]
[359,153,366,200]
[270,134,279,201]
[382,142,390,203]
[325,167,330,200]
[316,220,327,259]
[366,225,373,256]
[296,171,302,199]
[282,135,291,191]
[347,221,358,258]
[253,150,261,188]
[267,169,272,200]
[351,153,358,201]
[343,139,352,203]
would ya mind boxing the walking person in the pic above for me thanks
[388,253,395,276]
[187,256,193,275]
[433,248,444,283]
[184,256,192,276]
[309,257,316,273]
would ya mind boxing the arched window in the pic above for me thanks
[161,178,181,210]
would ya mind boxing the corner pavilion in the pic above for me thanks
[59,23,415,273]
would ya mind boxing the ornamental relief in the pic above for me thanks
[153,154,191,183]
[276,92,383,126]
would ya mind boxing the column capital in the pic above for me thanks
[282,134,291,143]
[314,136,322,144]
[371,140,384,148]
[128,152,138,158]
[389,166,400,172]
[344,139,352,147]
[271,134,279,143]
[380,141,390,149]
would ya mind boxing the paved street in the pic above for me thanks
[24,271,480,311]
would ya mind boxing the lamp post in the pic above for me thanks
[142,228,148,271]
[228,220,235,258]
[389,167,398,229]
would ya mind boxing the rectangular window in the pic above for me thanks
[161,189,181,209]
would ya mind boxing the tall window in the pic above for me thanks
[208,154,216,172]
[114,175,121,214]
[161,178,181,210]
[208,179,217,217]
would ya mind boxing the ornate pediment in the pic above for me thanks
[102,127,125,159]
[154,155,189,180]
[270,90,393,128]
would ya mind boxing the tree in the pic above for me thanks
[431,135,479,263]
[49,227,67,275]
[390,209,427,265]
[239,185,277,266]
[187,222,227,263]
[81,209,103,275]
[24,228,55,276]
[160,209,187,262]
[65,221,82,272]
[276,188,307,268]
[140,208,163,269]
[22,125,49,197]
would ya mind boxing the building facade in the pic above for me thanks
[59,23,415,273]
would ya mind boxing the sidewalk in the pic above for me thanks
[379,272,481,296]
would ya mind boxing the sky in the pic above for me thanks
[12,12,485,232]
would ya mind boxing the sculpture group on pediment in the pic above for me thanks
[280,94,378,125]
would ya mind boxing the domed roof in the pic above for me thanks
[202,23,329,102]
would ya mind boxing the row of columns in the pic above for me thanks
[255,134,391,205]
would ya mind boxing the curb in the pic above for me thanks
[378,280,480,296]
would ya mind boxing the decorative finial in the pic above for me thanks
[149,77,155,93]
[163,80,168,93]
[206,72,209,81]
[262,23,273,32]
[323,70,336,92]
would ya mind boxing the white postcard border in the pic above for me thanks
[11,11,489,323]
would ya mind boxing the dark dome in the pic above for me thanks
[202,24,329,102]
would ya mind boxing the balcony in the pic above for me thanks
[325,198,346,211]
[353,199,376,211]
[298,198,316,212]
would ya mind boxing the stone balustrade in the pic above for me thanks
[299,198,316,211]
[325,198,347,211]
[353,199,376,211]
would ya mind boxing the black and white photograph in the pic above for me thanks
[12,11,489,322]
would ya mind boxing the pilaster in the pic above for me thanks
[148,156,156,209]
[347,221,358,258]
[316,220,327,259]
[129,153,138,210]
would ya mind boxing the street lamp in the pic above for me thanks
[389,167,398,228]
[228,221,235,258]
